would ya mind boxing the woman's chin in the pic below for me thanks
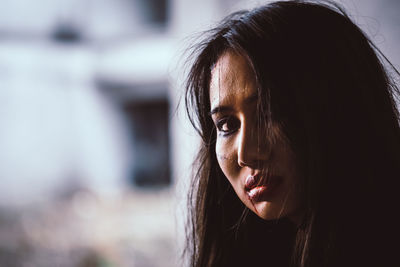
[246,201,282,221]
[248,201,303,225]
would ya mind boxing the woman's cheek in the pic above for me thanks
[215,137,237,179]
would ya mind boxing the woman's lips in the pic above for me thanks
[245,174,282,201]
[245,175,257,190]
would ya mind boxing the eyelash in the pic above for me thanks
[215,117,240,136]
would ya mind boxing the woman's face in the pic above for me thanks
[209,51,303,223]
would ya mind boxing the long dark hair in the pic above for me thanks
[184,1,400,266]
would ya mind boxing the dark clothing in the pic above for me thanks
[225,213,296,267]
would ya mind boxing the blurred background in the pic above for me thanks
[0,0,398,266]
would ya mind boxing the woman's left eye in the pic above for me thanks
[216,117,240,136]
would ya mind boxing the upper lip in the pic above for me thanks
[245,173,263,191]
[245,172,278,191]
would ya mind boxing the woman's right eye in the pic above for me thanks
[215,117,240,136]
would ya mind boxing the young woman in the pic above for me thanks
[184,1,400,266]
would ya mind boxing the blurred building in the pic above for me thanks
[0,0,232,266]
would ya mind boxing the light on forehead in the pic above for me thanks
[209,51,259,111]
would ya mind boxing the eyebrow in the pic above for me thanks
[244,93,259,104]
[209,93,259,116]
[209,106,233,116]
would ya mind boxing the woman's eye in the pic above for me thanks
[216,117,240,135]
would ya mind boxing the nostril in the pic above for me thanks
[238,158,262,169]
[238,160,246,167]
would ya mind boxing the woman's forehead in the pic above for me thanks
[210,51,253,84]
[209,51,257,110]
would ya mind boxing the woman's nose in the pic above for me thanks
[237,123,268,168]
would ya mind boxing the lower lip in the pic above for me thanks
[247,180,281,201]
